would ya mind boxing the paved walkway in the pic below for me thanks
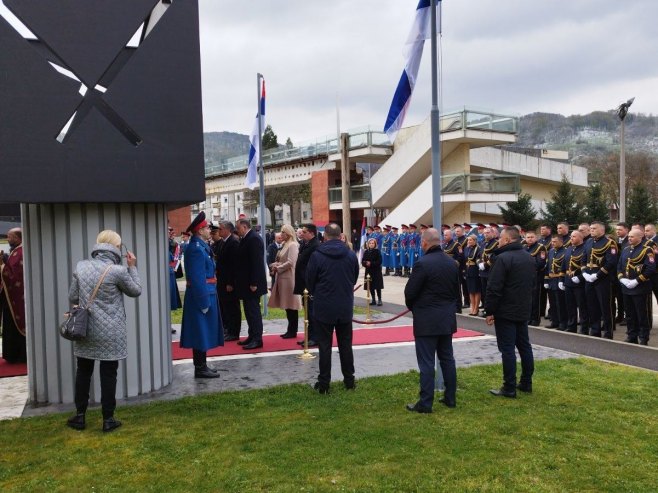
[2,272,656,420]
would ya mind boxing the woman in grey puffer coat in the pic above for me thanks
[66,230,141,433]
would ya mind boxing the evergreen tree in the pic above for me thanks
[583,184,610,227]
[498,192,538,231]
[285,137,293,149]
[627,184,658,226]
[542,176,585,228]
[262,125,278,150]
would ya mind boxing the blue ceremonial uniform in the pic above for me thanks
[408,231,420,269]
[181,235,223,351]
[381,232,392,271]
[390,232,401,271]
[617,240,656,344]
[399,231,409,269]
[582,235,618,338]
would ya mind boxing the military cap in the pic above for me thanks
[477,223,486,228]
[463,223,472,229]
[441,224,450,230]
[420,224,428,229]
[186,211,208,233]
[409,224,417,229]
[401,224,408,229]
[489,223,499,228]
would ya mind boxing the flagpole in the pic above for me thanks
[430,0,445,392]
[257,72,268,314]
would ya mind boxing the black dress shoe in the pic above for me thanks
[242,340,263,350]
[344,380,356,390]
[369,301,377,306]
[377,300,383,306]
[544,324,559,329]
[639,339,648,346]
[280,332,297,339]
[438,397,456,408]
[528,320,540,326]
[237,338,252,346]
[204,365,218,374]
[406,402,432,414]
[298,339,318,347]
[624,337,638,344]
[489,387,516,398]
[102,417,122,433]
[195,367,220,378]
[224,335,239,342]
[516,383,532,393]
[314,382,330,394]
[618,320,627,326]
[66,413,86,430]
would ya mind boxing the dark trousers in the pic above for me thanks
[547,289,567,328]
[1,296,27,363]
[242,296,263,343]
[316,320,354,388]
[74,358,119,419]
[494,319,534,391]
[623,293,652,343]
[480,277,488,306]
[369,288,382,303]
[539,283,548,318]
[565,286,589,333]
[192,349,207,369]
[613,279,625,319]
[529,274,542,323]
[586,280,614,337]
[218,291,241,337]
[460,273,469,305]
[285,309,298,335]
[414,335,457,409]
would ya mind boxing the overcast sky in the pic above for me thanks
[199,0,658,143]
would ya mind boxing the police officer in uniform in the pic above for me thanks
[544,235,567,330]
[557,221,571,248]
[643,223,658,305]
[538,224,553,319]
[477,227,498,311]
[582,221,618,339]
[454,224,470,308]
[618,228,655,345]
[562,230,589,334]
[613,222,630,325]
[524,231,547,326]
[180,212,223,378]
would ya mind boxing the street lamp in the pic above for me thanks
[616,97,634,222]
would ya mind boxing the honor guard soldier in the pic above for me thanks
[381,226,392,276]
[399,224,410,277]
[613,222,630,325]
[643,223,658,305]
[372,225,383,250]
[477,227,498,309]
[537,223,553,319]
[443,228,464,312]
[418,224,429,259]
[582,221,618,339]
[390,226,401,276]
[617,228,655,344]
[524,231,547,327]
[557,222,571,248]
[454,224,470,308]
[407,224,420,276]
[562,231,589,334]
[544,235,567,330]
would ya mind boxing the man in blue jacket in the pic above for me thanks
[180,212,223,379]
[306,223,359,394]
[404,228,459,413]
[485,226,536,398]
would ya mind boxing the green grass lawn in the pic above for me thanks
[1,358,657,492]
[171,304,375,325]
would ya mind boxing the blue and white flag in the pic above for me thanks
[246,79,266,190]
[383,0,440,143]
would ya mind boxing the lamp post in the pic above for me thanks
[616,97,634,222]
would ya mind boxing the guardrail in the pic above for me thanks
[441,173,520,194]
[328,184,371,204]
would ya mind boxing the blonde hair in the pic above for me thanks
[280,224,296,246]
[97,230,122,248]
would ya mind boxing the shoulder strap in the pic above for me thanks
[85,265,112,309]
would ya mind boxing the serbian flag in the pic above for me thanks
[358,216,367,262]
[246,79,266,190]
[383,0,440,142]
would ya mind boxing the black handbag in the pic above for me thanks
[60,265,112,341]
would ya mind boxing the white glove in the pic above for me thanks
[626,279,639,289]
[543,283,549,289]
[201,307,209,314]
[589,273,598,283]
[582,273,591,282]
[478,262,485,271]
[620,278,630,287]
[558,281,565,291]
[571,276,580,284]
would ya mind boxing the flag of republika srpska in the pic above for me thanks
[383,0,440,143]
[245,79,266,190]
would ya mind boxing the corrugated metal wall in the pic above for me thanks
[22,203,173,405]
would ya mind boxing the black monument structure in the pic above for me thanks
[0,0,204,405]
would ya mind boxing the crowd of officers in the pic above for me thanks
[367,221,658,345]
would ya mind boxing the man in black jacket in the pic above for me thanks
[216,221,241,341]
[235,219,268,350]
[404,228,459,413]
[306,223,359,394]
[293,224,320,346]
[485,227,536,398]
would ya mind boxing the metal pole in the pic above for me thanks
[619,118,626,222]
[341,132,352,243]
[430,0,441,227]
[257,73,268,314]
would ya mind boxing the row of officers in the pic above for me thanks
[369,221,658,346]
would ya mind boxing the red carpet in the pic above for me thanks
[172,326,483,360]
[0,360,27,379]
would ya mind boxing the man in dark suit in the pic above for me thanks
[216,221,242,342]
[306,223,359,394]
[267,232,282,288]
[404,227,459,413]
[235,218,268,350]
[485,227,536,398]
[293,223,321,346]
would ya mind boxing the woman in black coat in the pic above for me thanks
[362,238,384,305]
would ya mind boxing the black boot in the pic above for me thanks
[66,413,86,430]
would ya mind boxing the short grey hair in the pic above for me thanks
[422,227,440,246]
[219,221,234,233]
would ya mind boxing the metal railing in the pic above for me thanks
[204,109,519,178]
[328,184,372,204]
[441,173,520,194]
